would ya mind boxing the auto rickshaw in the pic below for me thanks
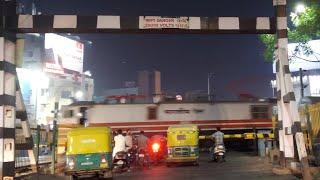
[166,124,199,166]
[65,127,113,179]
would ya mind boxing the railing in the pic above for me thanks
[15,126,53,174]
[15,155,52,168]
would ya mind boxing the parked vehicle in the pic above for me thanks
[65,127,113,179]
[166,125,199,166]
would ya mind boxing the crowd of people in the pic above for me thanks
[112,129,150,158]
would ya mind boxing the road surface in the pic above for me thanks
[28,151,297,180]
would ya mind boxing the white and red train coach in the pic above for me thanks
[59,101,275,134]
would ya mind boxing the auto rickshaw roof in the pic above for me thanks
[167,124,198,132]
[68,126,111,136]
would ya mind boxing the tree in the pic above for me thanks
[260,3,320,62]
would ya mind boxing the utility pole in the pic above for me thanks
[51,102,59,174]
[299,68,304,99]
[208,73,214,101]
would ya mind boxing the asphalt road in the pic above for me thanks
[29,151,297,180]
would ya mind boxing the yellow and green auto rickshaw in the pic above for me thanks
[65,127,113,179]
[166,124,199,166]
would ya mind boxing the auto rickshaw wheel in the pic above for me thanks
[193,159,199,166]
[69,175,78,180]
[103,171,113,179]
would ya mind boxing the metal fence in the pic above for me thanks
[15,127,52,169]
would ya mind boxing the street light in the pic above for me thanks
[295,4,306,14]
[75,91,84,100]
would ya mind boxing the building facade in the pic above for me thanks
[271,39,320,104]
[17,33,94,126]
[138,70,161,102]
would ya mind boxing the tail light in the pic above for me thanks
[67,157,75,170]
[101,155,107,163]
[100,154,109,168]
[152,143,160,153]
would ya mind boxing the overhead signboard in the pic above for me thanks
[44,33,84,74]
[140,16,189,29]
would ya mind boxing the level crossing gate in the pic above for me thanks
[0,0,311,179]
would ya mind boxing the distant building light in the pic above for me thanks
[176,95,183,101]
[75,91,84,99]
[76,112,83,117]
[28,33,41,37]
[84,71,92,77]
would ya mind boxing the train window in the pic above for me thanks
[251,105,269,119]
[147,106,157,120]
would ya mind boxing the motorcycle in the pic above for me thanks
[148,135,167,165]
[113,151,129,172]
[211,144,226,163]
[137,148,150,168]
[127,145,138,165]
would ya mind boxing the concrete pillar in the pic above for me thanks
[273,0,311,179]
[0,35,17,180]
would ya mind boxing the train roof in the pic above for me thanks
[69,99,276,107]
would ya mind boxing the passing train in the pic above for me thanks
[59,100,275,135]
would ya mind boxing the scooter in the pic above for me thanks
[211,144,226,163]
[113,151,129,172]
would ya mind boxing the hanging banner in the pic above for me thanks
[140,16,189,29]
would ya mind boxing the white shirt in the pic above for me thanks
[113,134,126,157]
[212,131,224,146]
[125,135,133,150]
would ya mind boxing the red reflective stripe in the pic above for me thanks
[90,122,272,131]
[90,119,272,127]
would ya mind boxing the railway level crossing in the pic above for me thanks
[0,0,311,179]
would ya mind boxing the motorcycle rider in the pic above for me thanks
[211,127,224,161]
[137,130,149,150]
[125,129,133,152]
[212,127,224,146]
[113,129,126,158]
[136,130,150,166]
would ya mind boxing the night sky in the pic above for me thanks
[23,0,299,99]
